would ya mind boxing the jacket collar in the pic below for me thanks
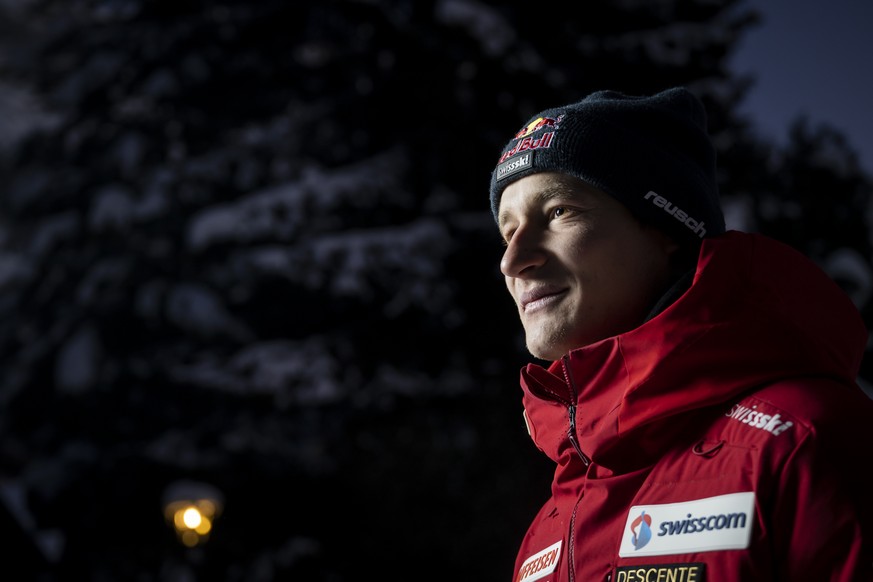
[519,231,867,473]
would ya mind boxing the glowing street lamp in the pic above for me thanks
[162,480,224,548]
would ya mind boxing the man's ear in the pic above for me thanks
[645,225,700,276]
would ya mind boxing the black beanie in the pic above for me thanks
[489,87,725,245]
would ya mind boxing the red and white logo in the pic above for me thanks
[516,540,562,582]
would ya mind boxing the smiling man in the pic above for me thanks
[498,173,679,358]
[489,87,873,582]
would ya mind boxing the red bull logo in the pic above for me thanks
[515,115,563,139]
[498,132,555,163]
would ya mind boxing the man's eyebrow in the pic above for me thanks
[534,185,580,204]
[497,184,589,228]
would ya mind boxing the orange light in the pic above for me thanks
[162,481,224,548]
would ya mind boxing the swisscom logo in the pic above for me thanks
[630,511,653,550]
[618,492,755,557]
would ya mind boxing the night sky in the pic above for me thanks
[730,0,873,174]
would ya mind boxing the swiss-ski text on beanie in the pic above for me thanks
[489,87,726,244]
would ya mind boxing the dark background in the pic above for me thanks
[0,1,871,580]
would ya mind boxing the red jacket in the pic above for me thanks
[513,231,873,582]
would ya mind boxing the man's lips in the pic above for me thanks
[520,286,567,312]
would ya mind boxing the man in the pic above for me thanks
[489,87,873,582]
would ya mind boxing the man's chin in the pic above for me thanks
[525,337,567,362]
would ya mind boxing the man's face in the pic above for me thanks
[498,172,678,361]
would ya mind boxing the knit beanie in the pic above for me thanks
[489,87,725,245]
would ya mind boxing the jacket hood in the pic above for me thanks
[519,230,868,472]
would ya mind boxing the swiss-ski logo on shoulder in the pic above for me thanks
[725,402,794,436]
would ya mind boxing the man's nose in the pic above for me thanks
[500,225,547,278]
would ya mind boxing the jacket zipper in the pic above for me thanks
[562,356,591,467]
[562,357,591,582]
[568,501,579,582]
[567,404,591,467]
